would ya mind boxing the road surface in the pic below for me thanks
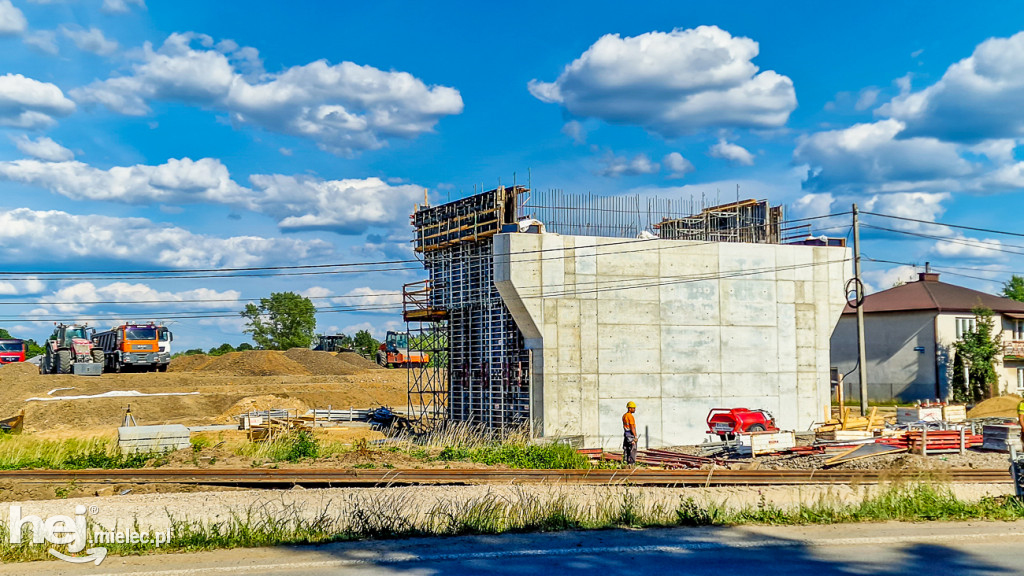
[7,521,1024,575]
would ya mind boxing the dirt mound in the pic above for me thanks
[199,351,311,377]
[282,348,362,375]
[167,354,214,372]
[337,352,382,370]
[1,362,42,377]
[967,394,1023,418]
[218,395,311,421]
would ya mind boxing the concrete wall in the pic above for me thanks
[833,311,1024,401]
[831,311,940,402]
[493,233,850,448]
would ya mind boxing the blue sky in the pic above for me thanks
[1,0,1023,350]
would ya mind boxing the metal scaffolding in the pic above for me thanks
[406,186,530,432]
[655,199,783,243]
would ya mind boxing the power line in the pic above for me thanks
[862,211,1024,239]
[861,224,1024,255]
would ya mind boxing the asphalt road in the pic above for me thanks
[8,521,1024,576]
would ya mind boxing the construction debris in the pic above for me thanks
[579,448,726,469]
[824,443,907,466]
[0,410,24,434]
[815,406,886,436]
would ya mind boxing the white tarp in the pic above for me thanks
[26,390,199,401]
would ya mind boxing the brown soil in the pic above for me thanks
[198,350,311,376]
[337,352,382,370]
[282,348,362,375]
[0,350,410,435]
[967,394,1023,419]
[167,354,214,372]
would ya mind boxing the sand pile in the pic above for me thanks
[337,352,381,370]
[967,394,1023,418]
[1,362,42,377]
[167,354,214,372]
[282,348,361,375]
[199,351,311,377]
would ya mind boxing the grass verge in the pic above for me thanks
[1,484,1021,563]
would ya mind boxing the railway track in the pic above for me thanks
[1,468,1012,487]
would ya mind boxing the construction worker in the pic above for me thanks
[1018,397,1024,444]
[622,401,638,465]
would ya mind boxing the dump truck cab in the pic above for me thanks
[94,323,168,372]
[0,339,25,364]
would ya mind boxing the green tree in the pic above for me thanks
[237,342,254,351]
[208,343,236,356]
[240,292,316,350]
[24,339,44,359]
[352,329,380,358]
[1003,275,1024,302]
[952,306,1003,402]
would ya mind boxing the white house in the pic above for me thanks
[831,272,1024,401]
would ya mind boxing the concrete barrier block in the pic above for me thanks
[118,425,190,454]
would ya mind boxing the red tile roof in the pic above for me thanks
[843,273,1024,315]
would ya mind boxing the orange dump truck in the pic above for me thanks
[93,323,169,372]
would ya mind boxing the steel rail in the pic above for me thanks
[1,468,1012,487]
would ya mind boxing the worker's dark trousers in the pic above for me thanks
[623,432,637,465]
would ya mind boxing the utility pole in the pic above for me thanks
[852,204,869,416]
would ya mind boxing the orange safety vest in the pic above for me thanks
[622,412,637,436]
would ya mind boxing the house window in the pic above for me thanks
[1014,319,1024,341]
[1019,368,1024,392]
[955,317,977,339]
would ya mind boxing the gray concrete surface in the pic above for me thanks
[7,521,1024,575]
[494,234,850,447]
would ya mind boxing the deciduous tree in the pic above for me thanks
[241,292,317,350]
[1003,275,1024,302]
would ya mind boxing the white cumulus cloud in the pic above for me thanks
[0,155,428,235]
[12,135,74,161]
[101,0,145,13]
[794,120,971,193]
[38,282,239,314]
[23,30,57,54]
[0,73,75,128]
[0,208,333,268]
[931,234,1004,259]
[662,152,694,178]
[880,31,1024,142]
[0,277,45,296]
[0,0,26,36]
[597,152,659,178]
[71,32,463,155]
[60,26,118,55]
[0,157,248,204]
[708,139,754,165]
[529,26,796,137]
[561,120,586,144]
[246,175,424,234]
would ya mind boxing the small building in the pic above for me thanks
[830,272,1024,401]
